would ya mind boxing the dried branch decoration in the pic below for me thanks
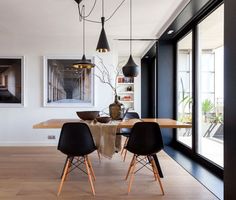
[95,56,124,96]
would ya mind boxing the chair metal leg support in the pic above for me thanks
[84,156,95,196]
[57,158,70,196]
[152,155,164,178]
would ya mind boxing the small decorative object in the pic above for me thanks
[123,96,132,101]
[76,111,100,120]
[126,86,132,91]
[96,116,112,123]
[109,95,125,120]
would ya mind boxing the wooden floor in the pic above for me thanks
[0,147,218,200]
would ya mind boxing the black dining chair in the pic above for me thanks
[57,122,97,196]
[124,122,164,195]
[117,112,140,161]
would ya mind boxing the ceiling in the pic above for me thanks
[0,0,189,56]
[178,4,224,50]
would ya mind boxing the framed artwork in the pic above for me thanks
[0,56,25,107]
[43,56,94,107]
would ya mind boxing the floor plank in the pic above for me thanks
[0,147,218,199]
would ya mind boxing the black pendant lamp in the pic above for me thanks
[122,0,139,77]
[73,5,95,69]
[96,0,110,52]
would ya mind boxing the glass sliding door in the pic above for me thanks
[197,5,224,167]
[176,32,193,148]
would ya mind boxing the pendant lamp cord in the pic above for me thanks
[102,0,104,17]
[130,0,132,55]
[78,0,126,23]
[82,5,85,55]
[101,0,105,27]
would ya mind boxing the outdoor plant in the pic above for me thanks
[179,95,192,122]
[202,99,214,122]
[178,78,192,122]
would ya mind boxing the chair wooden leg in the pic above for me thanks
[97,150,101,163]
[123,149,128,162]
[64,157,73,181]
[87,156,96,181]
[148,156,157,181]
[125,154,136,180]
[84,156,95,196]
[121,137,129,155]
[57,158,70,196]
[60,156,69,179]
[150,158,164,195]
[127,155,137,194]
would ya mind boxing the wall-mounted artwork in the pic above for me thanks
[0,57,24,107]
[44,56,94,107]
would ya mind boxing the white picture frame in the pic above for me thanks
[0,56,25,107]
[43,56,95,107]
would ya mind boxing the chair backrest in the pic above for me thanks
[58,122,97,156]
[120,112,140,135]
[124,112,140,120]
[126,122,164,155]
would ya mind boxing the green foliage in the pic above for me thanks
[178,95,192,122]
[212,114,223,123]
[202,99,214,114]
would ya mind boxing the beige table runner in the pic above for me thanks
[85,120,121,159]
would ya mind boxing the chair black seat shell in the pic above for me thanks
[57,122,97,196]
[125,122,164,156]
[58,122,97,157]
[124,122,165,195]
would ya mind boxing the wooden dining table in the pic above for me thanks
[33,118,191,178]
[33,118,191,129]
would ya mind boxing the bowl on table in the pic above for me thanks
[96,116,112,123]
[76,111,100,120]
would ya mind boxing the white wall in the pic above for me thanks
[0,34,141,146]
[0,35,112,145]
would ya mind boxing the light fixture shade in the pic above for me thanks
[96,17,110,52]
[73,54,95,69]
[96,27,110,52]
[74,0,82,5]
[122,55,139,77]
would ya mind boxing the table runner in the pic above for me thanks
[85,120,121,158]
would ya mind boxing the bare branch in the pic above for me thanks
[94,56,122,96]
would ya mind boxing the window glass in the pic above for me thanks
[176,32,193,148]
[197,5,224,167]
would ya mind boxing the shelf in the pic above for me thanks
[117,91,134,94]
[117,82,134,85]
[116,73,135,109]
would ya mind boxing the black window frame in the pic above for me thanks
[173,2,224,178]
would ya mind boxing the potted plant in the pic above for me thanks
[202,99,214,122]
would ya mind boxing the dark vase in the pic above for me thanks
[109,95,125,120]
